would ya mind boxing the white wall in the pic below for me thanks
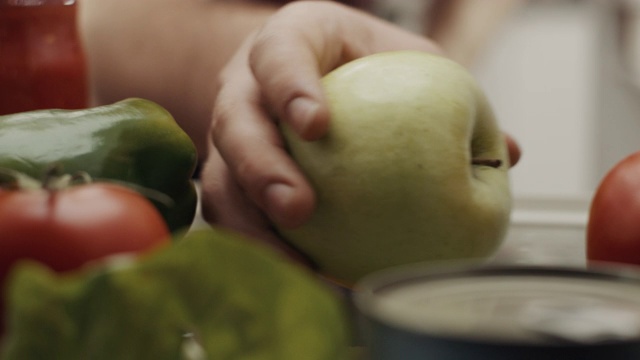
[473,0,604,204]
[466,0,640,229]
[596,0,640,185]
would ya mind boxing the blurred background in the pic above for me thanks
[7,0,631,266]
[370,0,640,266]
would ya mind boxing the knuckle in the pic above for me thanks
[210,98,233,145]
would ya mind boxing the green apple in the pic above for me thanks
[278,51,512,285]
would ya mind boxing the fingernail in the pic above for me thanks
[263,183,297,227]
[287,97,319,137]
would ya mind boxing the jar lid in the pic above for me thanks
[355,265,640,345]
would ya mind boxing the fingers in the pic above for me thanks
[248,2,442,141]
[207,1,445,243]
[504,133,522,167]
[211,94,315,228]
[199,145,272,238]
[246,4,339,141]
[199,145,314,267]
[211,41,315,229]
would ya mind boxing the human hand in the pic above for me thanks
[200,1,519,262]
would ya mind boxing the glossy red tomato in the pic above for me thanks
[587,151,640,266]
[0,182,171,333]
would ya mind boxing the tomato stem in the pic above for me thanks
[0,164,173,207]
[0,164,94,191]
[42,164,93,191]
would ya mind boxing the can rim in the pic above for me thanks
[353,262,640,346]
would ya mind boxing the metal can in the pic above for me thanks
[353,264,640,359]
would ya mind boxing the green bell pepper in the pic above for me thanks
[0,98,198,233]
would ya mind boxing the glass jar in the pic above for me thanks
[0,0,88,115]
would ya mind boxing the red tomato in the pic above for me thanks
[587,151,640,266]
[0,182,171,333]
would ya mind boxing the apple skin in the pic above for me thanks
[278,51,512,285]
[587,151,640,267]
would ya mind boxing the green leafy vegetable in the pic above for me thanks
[1,228,351,360]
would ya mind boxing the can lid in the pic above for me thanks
[355,265,640,345]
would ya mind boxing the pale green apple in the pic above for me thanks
[278,51,512,285]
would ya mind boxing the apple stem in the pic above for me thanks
[472,158,502,168]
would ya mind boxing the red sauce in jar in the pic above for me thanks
[0,0,88,115]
